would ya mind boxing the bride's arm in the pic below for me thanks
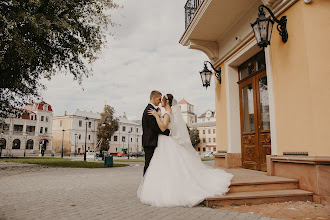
[148,109,170,132]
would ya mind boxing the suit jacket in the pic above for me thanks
[142,104,170,147]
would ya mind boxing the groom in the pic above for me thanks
[142,90,170,175]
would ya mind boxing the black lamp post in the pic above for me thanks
[127,131,131,160]
[251,5,288,48]
[74,133,77,156]
[61,129,65,158]
[84,117,89,162]
[199,61,221,89]
[0,131,3,158]
[101,121,106,158]
[24,134,27,157]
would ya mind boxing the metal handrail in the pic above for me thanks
[184,0,202,28]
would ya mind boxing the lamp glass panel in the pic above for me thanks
[205,71,212,85]
[259,20,269,42]
[267,20,273,43]
[252,22,261,43]
[200,72,206,85]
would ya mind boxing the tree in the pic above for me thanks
[0,0,119,118]
[97,105,119,152]
[189,128,200,147]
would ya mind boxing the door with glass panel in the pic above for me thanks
[238,51,271,171]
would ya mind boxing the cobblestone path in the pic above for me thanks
[0,162,280,220]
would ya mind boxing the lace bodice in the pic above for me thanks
[163,110,173,130]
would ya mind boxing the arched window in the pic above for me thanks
[0,138,6,149]
[26,139,34,149]
[13,139,21,149]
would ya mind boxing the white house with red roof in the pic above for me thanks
[178,98,197,125]
[0,101,54,156]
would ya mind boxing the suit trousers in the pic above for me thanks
[143,146,156,176]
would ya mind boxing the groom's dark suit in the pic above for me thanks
[142,104,170,175]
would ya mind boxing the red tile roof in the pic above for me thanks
[178,98,190,104]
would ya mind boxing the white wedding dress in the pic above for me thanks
[137,102,233,208]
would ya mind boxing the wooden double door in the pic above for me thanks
[239,70,271,171]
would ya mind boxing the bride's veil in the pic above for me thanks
[171,99,199,157]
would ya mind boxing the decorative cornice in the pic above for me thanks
[188,39,219,61]
[261,0,280,8]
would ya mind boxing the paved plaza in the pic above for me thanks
[0,161,279,220]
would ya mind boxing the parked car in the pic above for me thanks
[116,153,124,157]
[129,151,145,157]
[202,152,213,158]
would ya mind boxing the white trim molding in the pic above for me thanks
[264,46,279,155]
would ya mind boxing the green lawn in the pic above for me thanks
[1,157,128,168]
[114,158,145,162]
[201,157,215,161]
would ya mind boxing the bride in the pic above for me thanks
[137,94,233,207]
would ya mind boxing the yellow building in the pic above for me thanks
[52,110,100,155]
[180,0,330,204]
[190,122,217,155]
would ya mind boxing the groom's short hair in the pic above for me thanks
[150,90,162,100]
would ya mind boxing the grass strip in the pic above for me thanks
[1,157,128,168]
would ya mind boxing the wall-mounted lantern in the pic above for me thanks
[199,61,221,89]
[251,5,288,48]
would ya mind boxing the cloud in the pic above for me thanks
[40,0,216,120]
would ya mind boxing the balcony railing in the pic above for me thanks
[185,0,202,28]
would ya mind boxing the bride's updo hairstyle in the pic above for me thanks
[163,94,174,106]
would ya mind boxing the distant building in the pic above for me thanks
[0,101,53,156]
[178,98,197,125]
[52,110,100,154]
[190,121,216,155]
[198,109,216,123]
[177,100,217,155]
[108,113,142,156]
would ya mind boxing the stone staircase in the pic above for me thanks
[202,169,314,207]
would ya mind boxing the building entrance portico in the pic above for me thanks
[239,67,271,171]
[222,40,277,171]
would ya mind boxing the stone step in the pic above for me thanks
[203,189,314,207]
[229,179,299,193]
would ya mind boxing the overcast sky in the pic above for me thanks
[40,0,215,120]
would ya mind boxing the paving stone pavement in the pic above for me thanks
[0,162,281,220]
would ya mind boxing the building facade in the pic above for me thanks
[0,101,53,156]
[198,110,216,123]
[108,114,142,155]
[190,121,216,155]
[180,0,330,203]
[52,110,100,154]
[178,99,197,125]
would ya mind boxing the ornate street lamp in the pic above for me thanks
[199,61,221,89]
[84,117,89,162]
[127,131,131,160]
[61,129,65,158]
[74,133,77,157]
[251,5,288,48]
[101,122,106,158]
[0,131,4,158]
